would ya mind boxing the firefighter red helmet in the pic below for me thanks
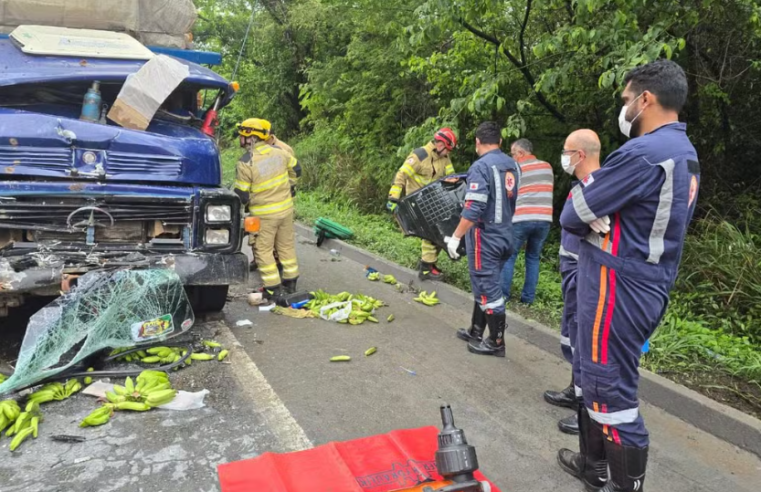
[434,128,457,150]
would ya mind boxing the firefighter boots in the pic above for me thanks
[544,376,578,409]
[418,261,443,281]
[457,302,487,342]
[557,402,609,491]
[467,312,506,357]
[597,441,648,492]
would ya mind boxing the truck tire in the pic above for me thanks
[186,286,229,313]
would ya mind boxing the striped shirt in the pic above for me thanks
[514,155,554,223]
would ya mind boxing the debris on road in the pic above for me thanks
[272,306,316,319]
[400,366,417,376]
[0,270,194,395]
[248,292,265,306]
[235,319,254,327]
[50,435,86,443]
[414,291,440,306]
[308,290,386,326]
[330,356,351,362]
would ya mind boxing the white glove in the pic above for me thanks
[445,235,462,260]
[590,215,611,234]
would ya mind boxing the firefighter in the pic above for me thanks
[234,118,302,298]
[557,60,699,492]
[447,122,519,357]
[387,128,457,281]
[543,129,602,436]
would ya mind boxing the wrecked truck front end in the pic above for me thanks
[0,34,246,316]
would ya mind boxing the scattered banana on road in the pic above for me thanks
[0,400,21,433]
[414,290,440,306]
[26,379,82,405]
[80,405,113,428]
[367,271,380,281]
[6,401,42,451]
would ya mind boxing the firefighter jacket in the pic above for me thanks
[234,142,299,218]
[388,142,455,200]
[270,135,295,158]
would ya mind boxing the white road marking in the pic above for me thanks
[214,321,313,452]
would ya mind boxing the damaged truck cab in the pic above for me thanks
[0,28,247,316]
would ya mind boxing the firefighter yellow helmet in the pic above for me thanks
[237,118,271,140]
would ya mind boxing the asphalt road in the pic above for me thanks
[0,236,759,492]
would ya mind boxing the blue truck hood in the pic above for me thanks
[0,108,222,186]
[0,39,230,187]
[0,39,229,90]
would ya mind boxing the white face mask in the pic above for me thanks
[561,154,576,175]
[618,93,645,138]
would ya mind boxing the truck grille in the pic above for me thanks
[0,147,73,171]
[106,152,183,177]
[0,195,192,247]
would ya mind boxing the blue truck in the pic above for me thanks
[0,29,247,317]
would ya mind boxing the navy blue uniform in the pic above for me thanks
[559,183,582,365]
[560,123,700,448]
[462,149,520,314]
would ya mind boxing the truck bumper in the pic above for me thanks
[0,252,249,295]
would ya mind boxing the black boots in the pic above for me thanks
[598,441,648,491]
[544,376,578,409]
[557,403,609,491]
[467,312,506,357]
[457,303,486,342]
[282,278,298,294]
[261,285,283,300]
[558,413,580,435]
[418,261,443,281]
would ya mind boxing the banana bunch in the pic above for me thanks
[27,379,82,405]
[382,274,398,285]
[110,347,147,362]
[0,400,21,433]
[305,290,386,321]
[104,371,176,408]
[80,405,113,428]
[367,271,380,281]
[6,401,42,451]
[140,346,186,365]
[414,291,440,306]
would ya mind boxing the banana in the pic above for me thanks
[124,377,135,395]
[9,426,33,451]
[64,379,82,397]
[105,391,125,404]
[383,274,397,284]
[190,353,214,361]
[330,356,351,362]
[113,385,127,396]
[7,412,28,437]
[84,367,94,385]
[387,314,395,322]
[145,389,177,407]
[218,350,229,361]
[141,356,161,364]
[80,406,112,428]
[31,416,39,438]
[364,347,377,356]
[115,401,151,412]
[203,340,222,348]
[367,316,379,323]
[136,350,148,358]
[146,347,166,355]
[1,400,20,420]
[158,348,173,358]
[25,401,39,413]
[143,382,171,394]
[138,370,169,381]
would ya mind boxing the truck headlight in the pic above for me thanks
[206,204,232,222]
[205,229,230,245]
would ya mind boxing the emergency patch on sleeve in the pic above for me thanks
[412,147,429,161]
[505,172,516,197]
[582,173,595,186]
[469,183,479,190]
[405,157,415,165]
[687,160,700,175]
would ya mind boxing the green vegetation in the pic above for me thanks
[205,0,761,413]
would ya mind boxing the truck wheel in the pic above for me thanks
[185,286,229,313]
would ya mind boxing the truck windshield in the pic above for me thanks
[0,81,220,128]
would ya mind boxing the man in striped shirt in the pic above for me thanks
[500,138,554,304]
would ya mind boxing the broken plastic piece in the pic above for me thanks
[235,319,253,327]
[0,269,194,395]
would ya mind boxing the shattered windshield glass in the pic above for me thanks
[0,269,194,395]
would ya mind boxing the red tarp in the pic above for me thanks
[218,426,501,492]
